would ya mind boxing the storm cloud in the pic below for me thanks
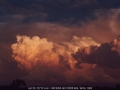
[0,0,120,86]
[72,36,120,69]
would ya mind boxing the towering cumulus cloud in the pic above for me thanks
[11,35,99,69]
[11,35,120,84]
[11,34,120,85]
[11,35,102,84]
[11,35,60,69]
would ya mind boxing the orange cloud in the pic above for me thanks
[12,35,116,84]
[11,35,60,70]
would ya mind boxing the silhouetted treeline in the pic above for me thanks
[0,79,120,90]
[0,79,27,90]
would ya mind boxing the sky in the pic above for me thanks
[0,0,120,87]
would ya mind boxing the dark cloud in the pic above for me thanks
[72,37,120,69]
[0,0,120,24]
[0,9,120,44]
[71,37,120,83]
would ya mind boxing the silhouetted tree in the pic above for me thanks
[10,79,26,89]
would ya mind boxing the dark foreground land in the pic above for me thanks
[0,79,120,90]
[1,85,120,90]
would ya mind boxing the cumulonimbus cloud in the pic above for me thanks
[11,35,104,84]
[11,35,120,84]
[11,35,99,70]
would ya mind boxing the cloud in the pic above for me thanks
[1,0,120,24]
[11,35,120,85]
[11,35,101,84]
[1,9,120,44]
[11,35,99,69]
[69,36,120,83]
[72,36,120,69]
[11,35,59,70]
[1,8,120,86]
